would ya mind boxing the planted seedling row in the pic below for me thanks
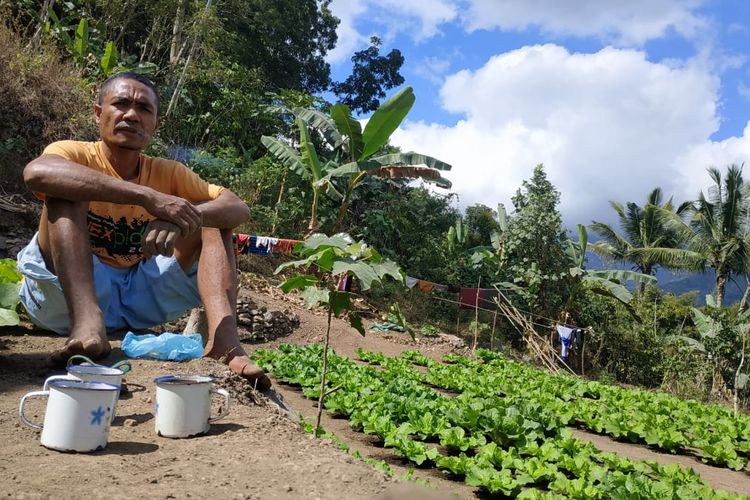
[253,345,743,498]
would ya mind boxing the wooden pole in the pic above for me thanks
[490,311,497,350]
[472,276,481,352]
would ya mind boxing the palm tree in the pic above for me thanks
[589,187,689,290]
[687,166,750,306]
[651,165,750,307]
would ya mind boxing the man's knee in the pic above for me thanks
[38,198,91,272]
[174,227,234,271]
[45,197,89,223]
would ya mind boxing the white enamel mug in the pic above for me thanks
[44,364,127,422]
[19,379,119,452]
[154,375,230,438]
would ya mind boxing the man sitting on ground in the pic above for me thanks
[17,72,271,390]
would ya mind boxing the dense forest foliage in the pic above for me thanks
[2,0,750,409]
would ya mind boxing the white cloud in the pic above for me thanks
[374,0,458,41]
[463,0,708,46]
[739,82,750,102]
[391,44,722,227]
[327,0,369,64]
[327,0,457,64]
[674,122,750,200]
[413,56,452,85]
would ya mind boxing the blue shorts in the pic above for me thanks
[17,233,202,335]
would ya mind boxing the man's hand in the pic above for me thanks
[141,220,181,259]
[143,192,202,237]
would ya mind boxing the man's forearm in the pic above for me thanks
[24,154,152,205]
[197,190,250,229]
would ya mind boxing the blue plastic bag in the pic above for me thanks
[121,331,204,361]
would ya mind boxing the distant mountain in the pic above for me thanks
[584,252,744,306]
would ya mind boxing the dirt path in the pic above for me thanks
[2,284,750,498]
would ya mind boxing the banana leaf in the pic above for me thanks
[361,86,415,159]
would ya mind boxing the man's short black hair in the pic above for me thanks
[98,72,160,112]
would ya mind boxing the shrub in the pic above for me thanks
[0,24,95,191]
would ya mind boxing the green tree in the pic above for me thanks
[349,183,458,282]
[463,204,502,249]
[670,303,750,409]
[332,36,405,114]
[501,165,570,318]
[656,166,750,307]
[589,187,689,289]
[219,0,338,93]
[276,233,403,435]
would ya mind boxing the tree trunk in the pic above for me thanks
[29,0,56,49]
[716,271,727,308]
[166,0,213,118]
[710,363,728,402]
[471,275,481,352]
[734,334,746,416]
[170,0,188,65]
[638,264,652,294]
[315,306,333,437]
[270,171,287,236]
[739,277,750,313]
[306,187,319,237]
[332,173,365,234]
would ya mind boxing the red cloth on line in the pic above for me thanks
[459,288,499,310]
[274,238,301,255]
[235,234,251,255]
[459,288,480,308]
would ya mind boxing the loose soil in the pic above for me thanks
[2,274,750,498]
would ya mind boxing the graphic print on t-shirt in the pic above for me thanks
[87,211,151,266]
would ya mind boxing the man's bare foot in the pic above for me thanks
[50,337,111,366]
[205,344,272,391]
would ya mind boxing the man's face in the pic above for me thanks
[95,79,159,151]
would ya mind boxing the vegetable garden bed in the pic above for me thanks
[253,344,749,498]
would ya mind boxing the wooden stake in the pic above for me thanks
[490,311,497,350]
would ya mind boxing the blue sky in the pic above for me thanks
[326,0,750,228]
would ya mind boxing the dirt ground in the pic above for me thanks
[2,282,750,499]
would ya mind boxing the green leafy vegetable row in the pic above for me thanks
[403,348,750,470]
[253,345,744,498]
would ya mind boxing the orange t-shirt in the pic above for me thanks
[41,140,225,268]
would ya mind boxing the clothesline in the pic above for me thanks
[429,294,580,330]
[234,233,302,256]
[234,233,581,329]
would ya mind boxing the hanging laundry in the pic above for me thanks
[253,236,278,255]
[405,276,419,289]
[337,275,352,292]
[415,280,434,293]
[247,235,269,255]
[459,288,499,310]
[556,325,575,362]
[433,283,448,293]
[573,328,585,349]
[235,234,251,255]
[479,289,499,310]
[459,288,480,308]
[274,238,301,255]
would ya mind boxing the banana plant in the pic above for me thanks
[446,219,467,253]
[261,116,339,233]
[669,305,750,412]
[295,87,452,232]
[470,203,509,263]
[563,225,657,319]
